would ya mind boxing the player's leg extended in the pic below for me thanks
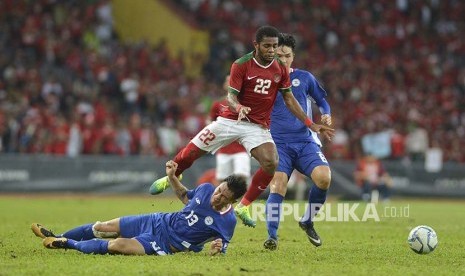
[36,218,120,241]
[151,121,232,195]
[236,142,278,227]
[300,164,331,247]
[43,237,145,255]
[149,142,206,195]
[296,143,331,247]
[264,171,288,250]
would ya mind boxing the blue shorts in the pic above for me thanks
[276,141,329,178]
[119,213,171,255]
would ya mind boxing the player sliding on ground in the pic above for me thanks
[31,160,247,256]
[149,25,334,228]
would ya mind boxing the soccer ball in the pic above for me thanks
[407,225,438,254]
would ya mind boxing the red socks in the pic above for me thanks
[173,142,205,177]
[241,168,274,205]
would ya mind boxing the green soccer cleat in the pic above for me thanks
[234,205,256,228]
[149,174,183,195]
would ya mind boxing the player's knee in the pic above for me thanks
[108,239,126,254]
[260,158,278,173]
[317,175,331,190]
[312,167,331,190]
[270,180,287,195]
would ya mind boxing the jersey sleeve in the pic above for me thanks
[228,62,246,95]
[221,239,230,254]
[279,65,292,93]
[308,73,331,114]
[186,185,201,200]
[187,183,214,199]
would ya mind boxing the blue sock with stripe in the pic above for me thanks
[302,185,327,225]
[266,193,284,240]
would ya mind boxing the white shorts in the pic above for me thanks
[191,117,274,154]
[216,152,251,180]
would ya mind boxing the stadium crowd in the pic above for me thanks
[1,0,464,163]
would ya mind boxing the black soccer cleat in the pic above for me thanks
[298,221,322,247]
[31,223,57,239]
[263,238,278,251]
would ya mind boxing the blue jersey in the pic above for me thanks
[270,68,330,146]
[160,183,236,253]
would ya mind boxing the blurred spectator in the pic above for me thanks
[0,0,464,164]
[354,153,393,203]
[405,122,429,161]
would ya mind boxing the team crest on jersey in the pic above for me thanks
[292,79,301,87]
[204,216,214,225]
[273,74,281,83]
[196,198,201,204]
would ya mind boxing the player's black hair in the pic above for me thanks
[278,33,296,51]
[224,174,248,200]
[255,25,280,43]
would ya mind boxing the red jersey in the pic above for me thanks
[221,52,292,128]
[210,99,247,154]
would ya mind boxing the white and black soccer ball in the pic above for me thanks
[407,225,438,254]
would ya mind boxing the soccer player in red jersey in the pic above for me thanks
[150,26,334,227]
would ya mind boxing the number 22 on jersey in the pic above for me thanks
[253,78,271,94]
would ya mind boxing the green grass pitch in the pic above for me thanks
[1,195,464,275]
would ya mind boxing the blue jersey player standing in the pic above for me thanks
[31,160,247,256]
[264,34,332,250]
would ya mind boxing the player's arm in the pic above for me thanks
[310,77,332,126]
[281,90,335,140]
[165,160,188,204]
[227,62,251,121]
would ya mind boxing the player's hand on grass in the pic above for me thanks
[321,114,332,126]
[309,123,335,141]
[165,160,178,178]
[209,238,223,256]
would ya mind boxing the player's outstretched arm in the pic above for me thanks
[165,160,188,204]
[282,91,335,140]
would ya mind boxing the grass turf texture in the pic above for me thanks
[1,196,464,275]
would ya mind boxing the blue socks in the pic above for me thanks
[61,223,95,241]
[67,239,109,255]
[302,185,327,225]
[266,193,284,240]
